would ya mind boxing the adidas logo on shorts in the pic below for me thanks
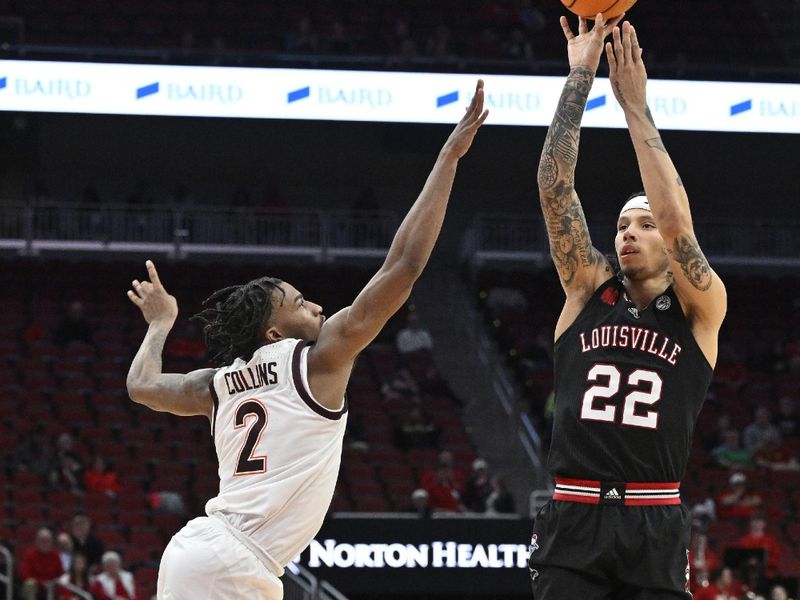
[604,488,621,500]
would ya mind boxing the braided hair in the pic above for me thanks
[192,277,286,367]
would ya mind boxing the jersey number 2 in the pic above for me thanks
[580,364,662,429]
[234,399,268,475]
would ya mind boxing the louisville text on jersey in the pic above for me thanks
[579,325,682,366]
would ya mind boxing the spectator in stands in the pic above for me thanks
[84,455,122,497]
[503,28,534,62]
[774,396,798,439]
[754,429,800,471]
[394,406,439,450]
[692,567,743,600]
[284,15,319,53]
[56,532,74,573]
[54,300,93,346]
[395,313,434,355]
[485,475,515,515]
[716,472,763,520]
[90,552,137,600]
[419,450,466,491]
[19,527,64,600]
[419,364,461,405]
[422,463,465,512]
[407,489,432,518]
[463,458,492,512]
[70,514,104,570]
[425,24,453,62]
[713,430,754,469]
[743,407,781,452]
[163,320,206,361]
[688,531,720,592]
[323,19,354,54]
[703,413,732,452]
[52,452,84,494]
[56,553,94,600]
[381,364,420,403]
[11,426,55,479]
[769,585,790,600]
[735,512,781,578]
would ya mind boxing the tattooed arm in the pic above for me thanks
[606,22,726,362]
[126,261,214,419]
[538,15,620,330]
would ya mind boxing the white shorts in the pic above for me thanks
[157,516,284,600]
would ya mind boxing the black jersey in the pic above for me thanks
[547,277,713,482]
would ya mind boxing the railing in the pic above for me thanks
[284,564,318,600]
[0,203,397,261]
[283,564,350,600]
[0,545,11,600]
[46,581,93,600]
[319,580,350,600]
[466,213,800,268]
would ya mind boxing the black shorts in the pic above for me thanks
[528,500,691,600]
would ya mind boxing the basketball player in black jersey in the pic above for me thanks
[528,14,727,599]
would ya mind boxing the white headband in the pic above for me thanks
[619,196,651,220]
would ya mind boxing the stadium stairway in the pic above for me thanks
[410,264,540,514]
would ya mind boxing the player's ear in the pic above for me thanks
[264,326,284,343]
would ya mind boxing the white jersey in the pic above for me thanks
[205,338,347,574]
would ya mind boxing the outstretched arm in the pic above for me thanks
[126,261,214,419]
[606,23,726,358]
[538,14,621,298]
[307,81,488,407]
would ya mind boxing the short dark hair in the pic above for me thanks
[626,190,646,201]
[193,277,285,367]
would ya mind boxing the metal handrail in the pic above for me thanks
[283,563,318,600]
[0,545,11,600]
[468,213,800,266]
[46,580,93,600]
[0,202,398,261]
[319,580,350,600]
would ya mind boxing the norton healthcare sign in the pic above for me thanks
[291,515,534,598]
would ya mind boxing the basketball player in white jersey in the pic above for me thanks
[125,81,488,600]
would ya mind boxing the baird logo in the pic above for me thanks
[167,83,242,104]
[14,78,91,99]
[318,87,392,108]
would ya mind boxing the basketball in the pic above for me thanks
[560,0,638,19]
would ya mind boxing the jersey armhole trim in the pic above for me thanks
[292,339,348,421]
[554,275,618,348]
[209,374,220,437]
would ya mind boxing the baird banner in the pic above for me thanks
[290,515,534,598]
[0,59,797,133]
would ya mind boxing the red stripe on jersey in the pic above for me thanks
[627,481,680,491]
[624,497,681,506]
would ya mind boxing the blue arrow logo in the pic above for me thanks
[0,77,6,91]
[137,82,159,99]
[287,86,310,103]
[437,91,459,108]
[586,95,606,111]
[730,99,752,116]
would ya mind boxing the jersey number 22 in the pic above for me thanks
[580,364,662,429]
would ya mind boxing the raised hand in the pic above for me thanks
[127,260,178,327]
[561,12,624,72]
[441,79,490,159]
[605,21,648,114]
